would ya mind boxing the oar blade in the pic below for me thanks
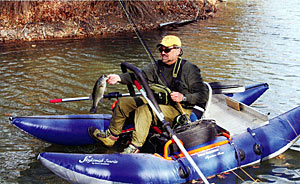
[49,98,62,103]
[209,80,245,94]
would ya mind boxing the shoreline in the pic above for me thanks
[0,1,219,44]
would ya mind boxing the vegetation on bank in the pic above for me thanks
[0,1,218,42]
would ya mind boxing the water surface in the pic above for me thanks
[1,0,300,183]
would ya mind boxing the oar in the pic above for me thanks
[49,92,141,103]
[49,96,90,103]
[134,78,209,183]
[49,81,245,104]
[121,62,210,184]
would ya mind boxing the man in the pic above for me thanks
[89,35,208,153]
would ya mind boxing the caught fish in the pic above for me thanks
[90,75,108,113]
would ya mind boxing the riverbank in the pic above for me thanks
[0,1,219,43]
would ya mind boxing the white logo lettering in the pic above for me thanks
[79,156,118,165]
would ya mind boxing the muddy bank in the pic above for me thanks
[0,1,219,43]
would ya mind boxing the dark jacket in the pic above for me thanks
[119,59,208,108]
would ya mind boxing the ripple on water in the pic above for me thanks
[0,0,300,183]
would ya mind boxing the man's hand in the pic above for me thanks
[107,74,121,85]
[170,92,184,102]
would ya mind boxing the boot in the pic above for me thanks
[88,127,118,147]
[121,144,140,154]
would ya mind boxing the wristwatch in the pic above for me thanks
[182,95,187,102]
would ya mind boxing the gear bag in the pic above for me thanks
[171,119,217,153]
[149,119,217,154]
[150,84,172,105]
[150,58,187,105]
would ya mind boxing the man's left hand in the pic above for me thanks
[170,92,184,102]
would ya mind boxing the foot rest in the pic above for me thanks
[226,97,241,111]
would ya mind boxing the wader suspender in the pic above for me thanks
[171,58,187,114]
[156,57,186,90]
[171,57,186,91]
[154,58,187,119]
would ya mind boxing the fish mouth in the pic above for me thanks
[100,75,108,82]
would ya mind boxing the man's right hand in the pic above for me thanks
[107,74,121,85]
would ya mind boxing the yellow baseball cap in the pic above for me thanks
[157,35,181,48]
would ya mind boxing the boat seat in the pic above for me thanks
[190,82,212,121]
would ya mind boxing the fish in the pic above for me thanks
[90,75,108,113]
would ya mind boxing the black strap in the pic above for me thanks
[247,127,264,163]
[134,97,145,107]
[228,139,241,167]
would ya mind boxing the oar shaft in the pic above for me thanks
[49,92,141,103]
[172,134,209,184]
[49,97,90,103]
[140,89,165,121]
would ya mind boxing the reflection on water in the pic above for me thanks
[0,0,300,183]
[257,149,300,183]
[260,168,300,183]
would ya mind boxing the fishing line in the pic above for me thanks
[239,167,262,183]
[222,153,261,183]
[229,170,245,182]
[228,167,262,183]
[118,0,168,86]
[286,118,298,136]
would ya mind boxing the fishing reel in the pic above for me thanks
[172,114,189,129]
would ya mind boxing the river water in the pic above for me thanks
[0,0,300,183]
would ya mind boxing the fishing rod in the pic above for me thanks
[118,2,211,182]
[118,0,168,86]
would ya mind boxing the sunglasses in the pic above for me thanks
[158,47,178,53]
